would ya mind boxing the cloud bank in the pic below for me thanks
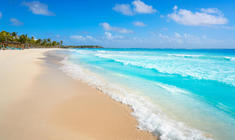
[113,0,156,16]
[168,6,227,26]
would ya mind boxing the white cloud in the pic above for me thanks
[10,18,24,26]
[100,22,133,34]
[70,35,85,40]
[86,35,94,40]
[0,12,2,19]
[113,0,156,15]
[104,32,124,40]
[132,0,156,14]
[133,21,146,27]
[100,22,113,31]
[201,8,222,14]
[113,4,134,16]
[158,33,170,40]
[105,32,113,40]
[22,1,54,16]
[159,33,182,44]
[168,6,228,26]
[70,35,94,41]
[158,32,209,45]
[174,32,181,38]
[173,5,178,11]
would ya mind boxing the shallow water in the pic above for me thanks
[60,48,235,140]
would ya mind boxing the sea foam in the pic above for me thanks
[59,56,212,140]
[94,52,235,87]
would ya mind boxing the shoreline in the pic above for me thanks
[0,49,156,140]
[58,49,218,140]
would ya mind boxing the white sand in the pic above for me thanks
[0,49,156,140]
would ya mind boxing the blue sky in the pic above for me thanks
[0,0,235,48]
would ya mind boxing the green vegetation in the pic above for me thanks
[0,31,62,49]
[0,30,103,50]
[62,45,103,48]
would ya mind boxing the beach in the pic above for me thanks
[60,48,235,140]
[0,49,156,140]
[1,0,234,139]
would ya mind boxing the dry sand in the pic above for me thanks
[0,49,156,140]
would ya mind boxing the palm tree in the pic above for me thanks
[47,38,51,46]
[18,34,28,49]
[3,31,12,47]
[11,32,18,41]
[0,31,6,48]
[42,39,47,47]
[55,42,60,47]
[0,30,68,49]
[60,40,63,47]
[52,41,57,47]
[36,39,42,47]
[31,36,36,46]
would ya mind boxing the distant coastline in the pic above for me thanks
[62,45,103,49]
[0,30,103,50]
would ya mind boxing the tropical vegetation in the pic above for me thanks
[0,30,62,49]
[0,30,103,49]
[62,45,103,48]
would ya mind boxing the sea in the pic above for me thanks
[59,48,235,140]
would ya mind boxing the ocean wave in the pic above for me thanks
[97,50,107,53]
[168,54,203,58]
[155,82,189,95]
[167,54,235,62]
[94,53,235,87]
[224,56,235,61]
[59,56,212,140]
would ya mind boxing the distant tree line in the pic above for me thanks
[0,30,63,49]
[0,31,63,48]
[62,45,103,48]
[0,30,103,50]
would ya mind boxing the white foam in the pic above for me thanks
[224,56,235,61]
[97,50,107,53]
[59,56,213,140]
[168,54,203,58]
[155,82,189,95]
[94,52,235,87]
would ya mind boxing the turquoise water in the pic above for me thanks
[60,49,235,140]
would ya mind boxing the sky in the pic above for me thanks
[0,0,235,48]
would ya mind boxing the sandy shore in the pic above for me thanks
[0,49,156,140]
